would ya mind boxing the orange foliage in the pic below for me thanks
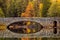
[21,2,35,40]
[25,2,34,11]
[21,38,29,40]
[21,2,34,17]
[21,2,35,34]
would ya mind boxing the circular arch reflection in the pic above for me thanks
[7,21,43,34]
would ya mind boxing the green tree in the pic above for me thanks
[0,0,7,17]
[0,8,5,17]
[42,0,51,17]
[33,0,40,17]
[8,0,28,17]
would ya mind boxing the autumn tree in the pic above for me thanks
[48,1,60,17]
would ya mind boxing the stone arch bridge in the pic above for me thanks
[0,17,60,38]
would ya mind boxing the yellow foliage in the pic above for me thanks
[26,21,31,26]
[39,3,43,17]
[50,0,60,3]
[21,12,33,17]
[33,29,35,32]
[0,24,6,30]
[21,1,34,17]
[57,0,60,4]
[39,3,43,10]
[27,28,31,33]
[21,38,29,40]
[57,0,60,2]
[25,2,34,11]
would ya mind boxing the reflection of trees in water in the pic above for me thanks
[7,21,43,34]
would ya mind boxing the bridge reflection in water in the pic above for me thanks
[7,21,43,34]
[0,17,60,38]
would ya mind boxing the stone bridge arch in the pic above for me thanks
[0,17,60,38]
